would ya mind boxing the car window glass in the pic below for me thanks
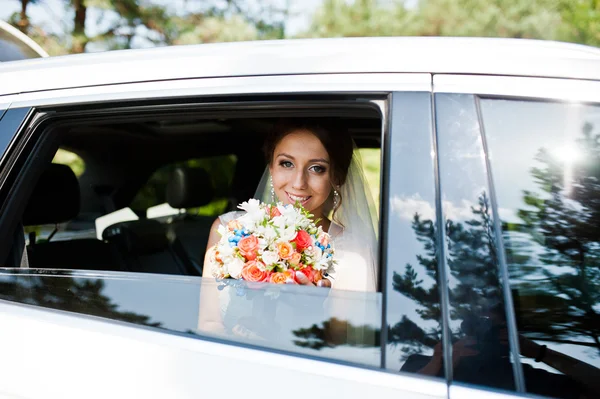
[482,98,600,399]
[4,107,385,368]
[435,93,520,392]
[0,108,30,159]
[384,92,446,377]
[0,268,382,368]
[0,29,41,61]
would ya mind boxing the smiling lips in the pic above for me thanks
[287,192,311,205]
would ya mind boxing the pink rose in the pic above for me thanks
[238,235,259,261]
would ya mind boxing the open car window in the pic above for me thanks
[0,98,386,369]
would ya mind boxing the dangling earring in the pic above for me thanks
[333,189,340,209]
[270,176,276,203]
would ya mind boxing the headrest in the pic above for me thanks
[102,219,169,255]
[166,167,214,209]
[23,164,80,226]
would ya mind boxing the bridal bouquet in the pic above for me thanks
[209,199,336,284]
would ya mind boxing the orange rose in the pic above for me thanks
[277,242,294,260]
[270,272,292,284]
[227,219,242,231]
[292,230,312,251]
[289,252,302,267]
[241,261,268,282]
[238,235,259,261]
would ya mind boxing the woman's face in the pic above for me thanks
[269,129,332,218]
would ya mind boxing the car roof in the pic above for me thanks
[1,37,600,97]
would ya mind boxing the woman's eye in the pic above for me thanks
[310,165,327,174]
[280,161,293,168]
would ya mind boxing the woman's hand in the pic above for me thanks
[293,271,332,288]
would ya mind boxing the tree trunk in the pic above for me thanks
[18,0,30,33]
[71,0,88,53]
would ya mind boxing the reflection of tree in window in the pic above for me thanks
[393,192,508,382]
[0,275,161,327]
[292,193,505,363]
[508,122,600,355]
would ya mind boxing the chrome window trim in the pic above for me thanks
[0,299,447,399]
[2,73,432,108]
[434,74,600,103]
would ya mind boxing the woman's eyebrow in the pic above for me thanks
[277,153,329,164]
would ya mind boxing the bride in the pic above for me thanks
[198,119,379,340]
[203,119,379,292]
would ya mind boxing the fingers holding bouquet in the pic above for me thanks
[291,269,332,288]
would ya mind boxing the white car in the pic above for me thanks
[0,20,48,61]
[0,37,598,399]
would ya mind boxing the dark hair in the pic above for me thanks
[263,119,354,213]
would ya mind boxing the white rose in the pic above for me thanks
[262,250,279,266]
[217,224,228,236]
[219,244,234,258]
[310,246,323,261]
[227,258,245,279]
[280,227,297,242]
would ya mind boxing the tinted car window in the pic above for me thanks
[0,29,41,61]
[435,93,521,392]
[0,108,30,159]
[0,268,382,367]
[384,92,446,377]
[482,98,600,399]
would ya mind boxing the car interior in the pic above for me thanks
[6,100,383,279]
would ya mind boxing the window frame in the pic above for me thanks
[0,77,430,375]
[434,73,600,398]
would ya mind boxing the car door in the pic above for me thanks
[434,74,600,399]
[0,71,452,399]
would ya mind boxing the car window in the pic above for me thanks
[2,102,387,369]
[384,92,446,378]
[0,268,382,367]
[482,98,600,399]
[0,108,30,160]
[435,93,521,392]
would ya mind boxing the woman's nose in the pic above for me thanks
[292,170,308,190]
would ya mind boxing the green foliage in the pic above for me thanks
[301,0,413,38]
[303,0,563,40]
[52,148,85,177]
[357,148,380,210]
[558,0,600,47]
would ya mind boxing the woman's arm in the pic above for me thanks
[203,218,222,271]
[197,218,226,335]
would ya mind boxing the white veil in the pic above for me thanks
[254,147,379,292]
